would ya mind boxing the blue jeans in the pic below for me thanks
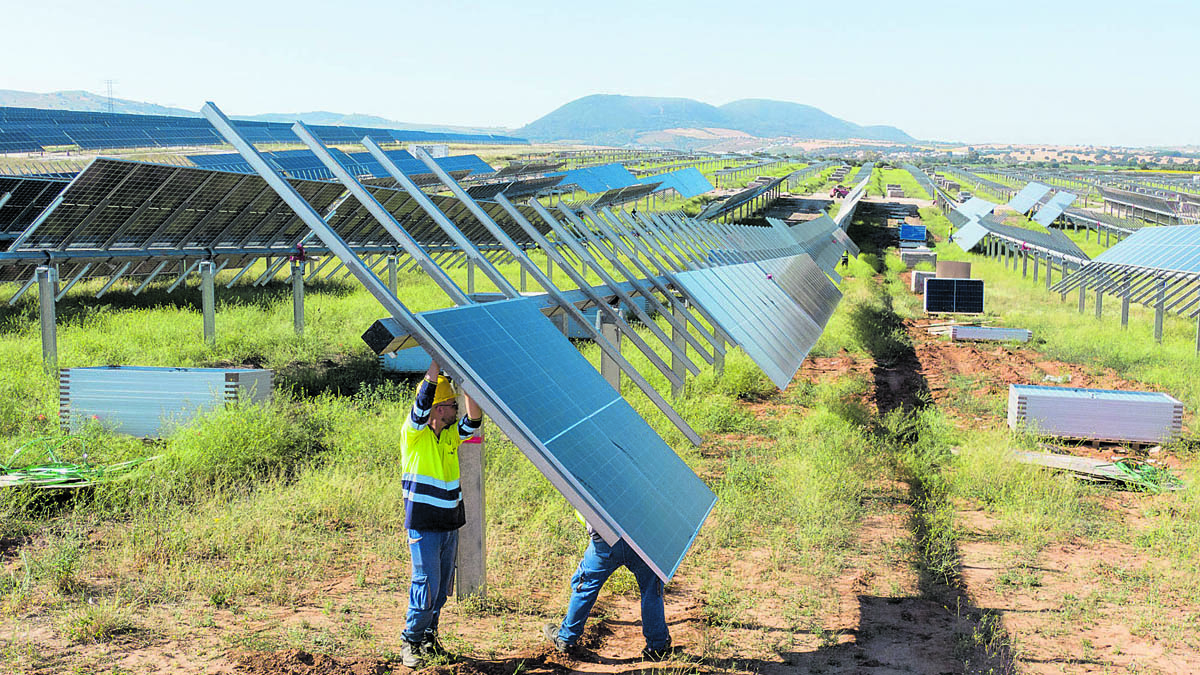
[556,538,670,651]
[403,528,458,644]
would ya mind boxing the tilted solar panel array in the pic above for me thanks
[0,175,70,238]
[636,168,713,199]
[0,106,528,151]
[187,149,493,181]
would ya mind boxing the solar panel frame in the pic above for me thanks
[1005,182,1052,214]
[924,278,985,314]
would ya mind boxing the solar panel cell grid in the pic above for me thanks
[419,298,715,580]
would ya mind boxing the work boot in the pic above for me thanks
[641,644,676,661]
[420,630,447,657]
[541,622,571,654]
[400,640,423,668]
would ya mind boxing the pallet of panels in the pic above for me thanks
[900,249,937,268]
[936,260,971,278]
[1007,384,1183,443]
[951,326,1031,342]
[60,366,273,437]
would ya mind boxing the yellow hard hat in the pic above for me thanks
[433,375,457,406]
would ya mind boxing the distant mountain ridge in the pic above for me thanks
[517,94,914,145]
[0,89,512,136]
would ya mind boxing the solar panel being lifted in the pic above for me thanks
[924,278,984,314]
[1005,182,1051,214]
[1032,191,1077,226]
[418,297,717,581]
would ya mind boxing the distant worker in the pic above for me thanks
[400,360,482,667]
[841,251,850,268]
[543,519,674,661]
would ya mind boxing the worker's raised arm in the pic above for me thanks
[459,392,482,439]
[408,360,440,430]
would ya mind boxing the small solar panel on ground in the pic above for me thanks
[911,270,935,294]
[899,223,926,242]
[924,278,984,314]
[419,297,716,580]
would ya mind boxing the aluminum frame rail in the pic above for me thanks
[202,102,710,583]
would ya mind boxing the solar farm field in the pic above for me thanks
[2,173,1200,675]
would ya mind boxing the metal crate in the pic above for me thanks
[60,366,273,438]
[1007,384,1183,443]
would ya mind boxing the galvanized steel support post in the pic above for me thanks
[1022,251,1028,278]
[466,258,475,294]
[1121,274,1131,328]
[1078,271,1087,313]
[671,305,687,398]
[455,427,486,599]
[1154,280,1166,343]
[387,255,398,294]
[519,264,527,292]
[1095,288,1103,319]
[596,311,621,391]
[37,267,57,370]
[291,260,304,335]
[200,261,216,345]
[1032,253,1039,283]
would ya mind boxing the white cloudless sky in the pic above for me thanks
[5,0,1196,146]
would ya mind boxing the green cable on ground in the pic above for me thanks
[1110,458,1184,493]
[0,436,157,489]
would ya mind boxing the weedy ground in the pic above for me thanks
[0,204,1198,674]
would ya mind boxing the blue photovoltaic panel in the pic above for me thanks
[899,223,927,242]
[1032,191,1077,226]
[952,220,989,252]
[1093,224,1200,273]
[636,168,713,199]
[674,258,822,390]
[957,197,998,220]
[757,254,843,328]
[418,298,715,581]
[1006,182,1051,214]
[548,163,638,194]
[187,149,492,180]
[924,278,985,314]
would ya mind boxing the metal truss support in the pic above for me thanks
[671,305,686,398]
[57,263,93,301]
[201,261,216,345]
[292,260,305,335]
[96,262,133,298]
[133,261,168,296]
[38,267,58,370]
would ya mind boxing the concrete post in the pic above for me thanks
[291,260,304,335]
[387,255,398,294]
[1095,288,1103,319]
[37,267,58,371]
[1022,251,1028,278]
[1032,253,1040,283]
[1155,279,1166,343]
[596,310,621,391]
[200,261,216,345]
[455,426,486,599]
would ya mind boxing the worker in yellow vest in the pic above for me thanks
[400,360,482,667]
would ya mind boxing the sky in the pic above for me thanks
[5,0,1197,147]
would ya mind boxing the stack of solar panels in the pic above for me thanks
[951,326,1031,342]
[60,366,273,437]
[1007,384,1183,443]
[911,270,935,294]
[899,222,927,249]
[900,250,937,268]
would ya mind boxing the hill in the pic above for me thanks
[517,94,914,146]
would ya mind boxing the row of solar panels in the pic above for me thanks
[188,148,496,182]
[0,106,528,152]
